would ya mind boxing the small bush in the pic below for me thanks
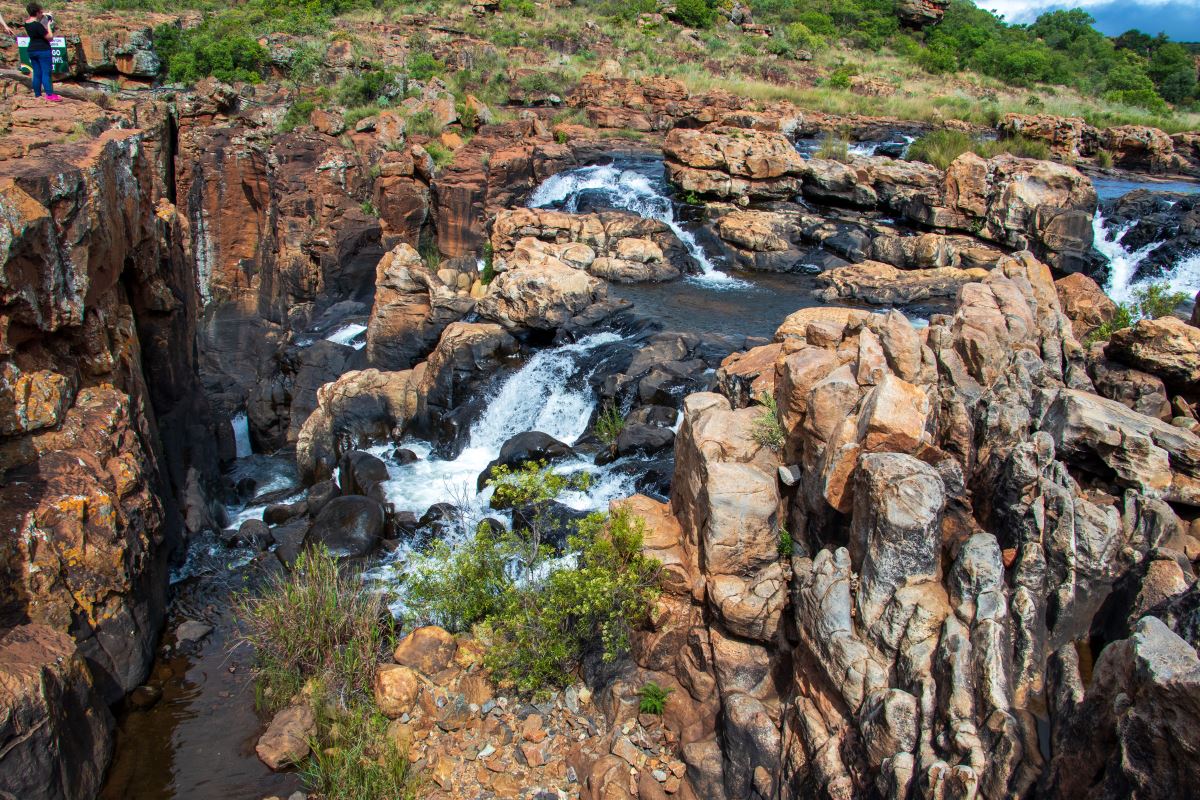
[905,129,975,169]
[154,22,268,84]
[343,105,380,129]
[336,69,395,107]
[501,0,536,17]
[816,132,850,162]
[1085,283,1188,344]
[481,241,496,285]
[406,110,443,137]
[304,702,420,800]
[235,545,392,709]
[595,402,625,446]
[360,199,378,216]
[1097,148,1114,169]
[424,140,455,168]
[778,527,794,558]
[279,99,316,133]
[672,0,714,29]
[420,240,442,271]
[405,465,661,695]
[826,65,858,90]
[406,52,444,82]
[638,681,674,715]
[751,391,785,451]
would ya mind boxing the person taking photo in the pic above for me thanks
[23,3,60,102]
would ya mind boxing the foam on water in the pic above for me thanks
[1094,211,1171,305]
[528,164,746,287]
[325,322,368,349]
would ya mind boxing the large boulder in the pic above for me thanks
[1055,273,1117,342]
[0,625,113,800]
[306,495,386,558]
[476,257,607,331]
[296,366,422,483]
[365,243,475,371]
[664,127,806,200]
[896,0,949,27]
[815,260,988,305]
[478,431,576,491]
[1106,316,1200,390]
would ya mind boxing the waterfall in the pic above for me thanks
[326,322,368,349]
[528,164,744,286]
[373,331,635,522]
[230,412,253,459]
[1094,211,1171,305]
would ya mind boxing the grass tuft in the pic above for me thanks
[751,391,785,451]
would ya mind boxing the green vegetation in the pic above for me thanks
[360,199,378,216]
[1097,149,1114,169]
[751,391,785,451]
[423,140,455,168]
[671,0,714,29]
[501,0,537,17]
[637,681,674,715]
[481,242,496,285]
[816,132,850,161]
[906,129,1050,170]
[154,20,268,84]
[279,99,318,133]
[406,463,661,695]
[236,545,391,709]
[778,527,794,558]
[595,402,626,446]
[304,702,420,800]
[336,69,395,107]
[407,110,443,137]
[420,240,442,271]
[1087,283,1190,344]
[235,546,419,800]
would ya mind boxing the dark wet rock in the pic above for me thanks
[1097,190,1200,283]
[128,684,162,710]
[393,448,419,465]
[638,360,709,406]
[418,502,462,540]
[627,404,679,428]
[264,500,307,526]
[306,479,340,516]
[615,423,676,458]
[338,450,390,500]
[391,510,421,541]
[270,519,312,569]
[478,432,577,491]
[306,496,385,558]
[223,518,271,550]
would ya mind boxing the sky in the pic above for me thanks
[977,0,1200,41]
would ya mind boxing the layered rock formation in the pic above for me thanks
[599,251,1200,800]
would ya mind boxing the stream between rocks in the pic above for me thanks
[99,151,1200,800]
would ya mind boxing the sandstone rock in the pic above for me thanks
[374,664,422,718]
[1107,316,1200,389]
[664,127,806,200]
[256,703,316,770]
[476,256,606,331]
[1055,273,1117,341]
[394,626,458,675]
[816,260,988,305]
[896,0,949,27]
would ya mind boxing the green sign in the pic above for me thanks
[17,36,69,75]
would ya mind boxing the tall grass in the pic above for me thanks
[906,130,1050,170]
[304,702,421,800]
[235,545,392,709]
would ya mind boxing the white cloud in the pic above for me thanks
[980,0,1177,24]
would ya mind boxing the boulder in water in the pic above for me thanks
[478,431,577,492]
[614,423,676,458]
[393,448,420,465]
[306,495,385,558]
[338,450,391,500]
[306,479,339,516]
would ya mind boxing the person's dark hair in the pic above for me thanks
[26,3,41,17]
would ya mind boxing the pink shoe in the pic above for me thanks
[44,94,62,102]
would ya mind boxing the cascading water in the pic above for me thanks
[376,331,637,526]
[527,162,745,287]
[230,412,253,458]
[1093,210,1200,305]
[325,322,368,349]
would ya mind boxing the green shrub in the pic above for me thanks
[405,465,661,695]
[343,105,380,129]
[360,200,378,216]
[595,403,625,446]
[501,0,536,17]
[826,65,857,89]
[336,69,395,107]
[637,681,674,715]
[420,240,442,270]
[235,545,392,709]
[304,701,420,800]
[751,391,785,451]
[672,0,714,29]
[154,22,268,84]
[481,242,496,285]
[407,52,444,82]
[1096,148,1114,168]
[406,110,443,137]
[279,99,316,133]
[816,132,850,162]
[906,129,974,169]
[457,99,479,131]
[424,140,455,168]
[778,527,794,557]
[1086,283,1188,344]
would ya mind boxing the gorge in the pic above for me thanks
[3,5,1200,800]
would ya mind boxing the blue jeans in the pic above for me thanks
[29,50,52,97]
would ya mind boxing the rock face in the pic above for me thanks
[491,208,693,282]
[896,0,950,28]
[620,250,1200,800]
[664,127,806,200]
[0,625,113,800]
[476,257,607,331]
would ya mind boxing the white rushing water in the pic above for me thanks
[528,164,745,287]
[325,322,368,349]
[230,412,253,459]
[1094,212,1174,305]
